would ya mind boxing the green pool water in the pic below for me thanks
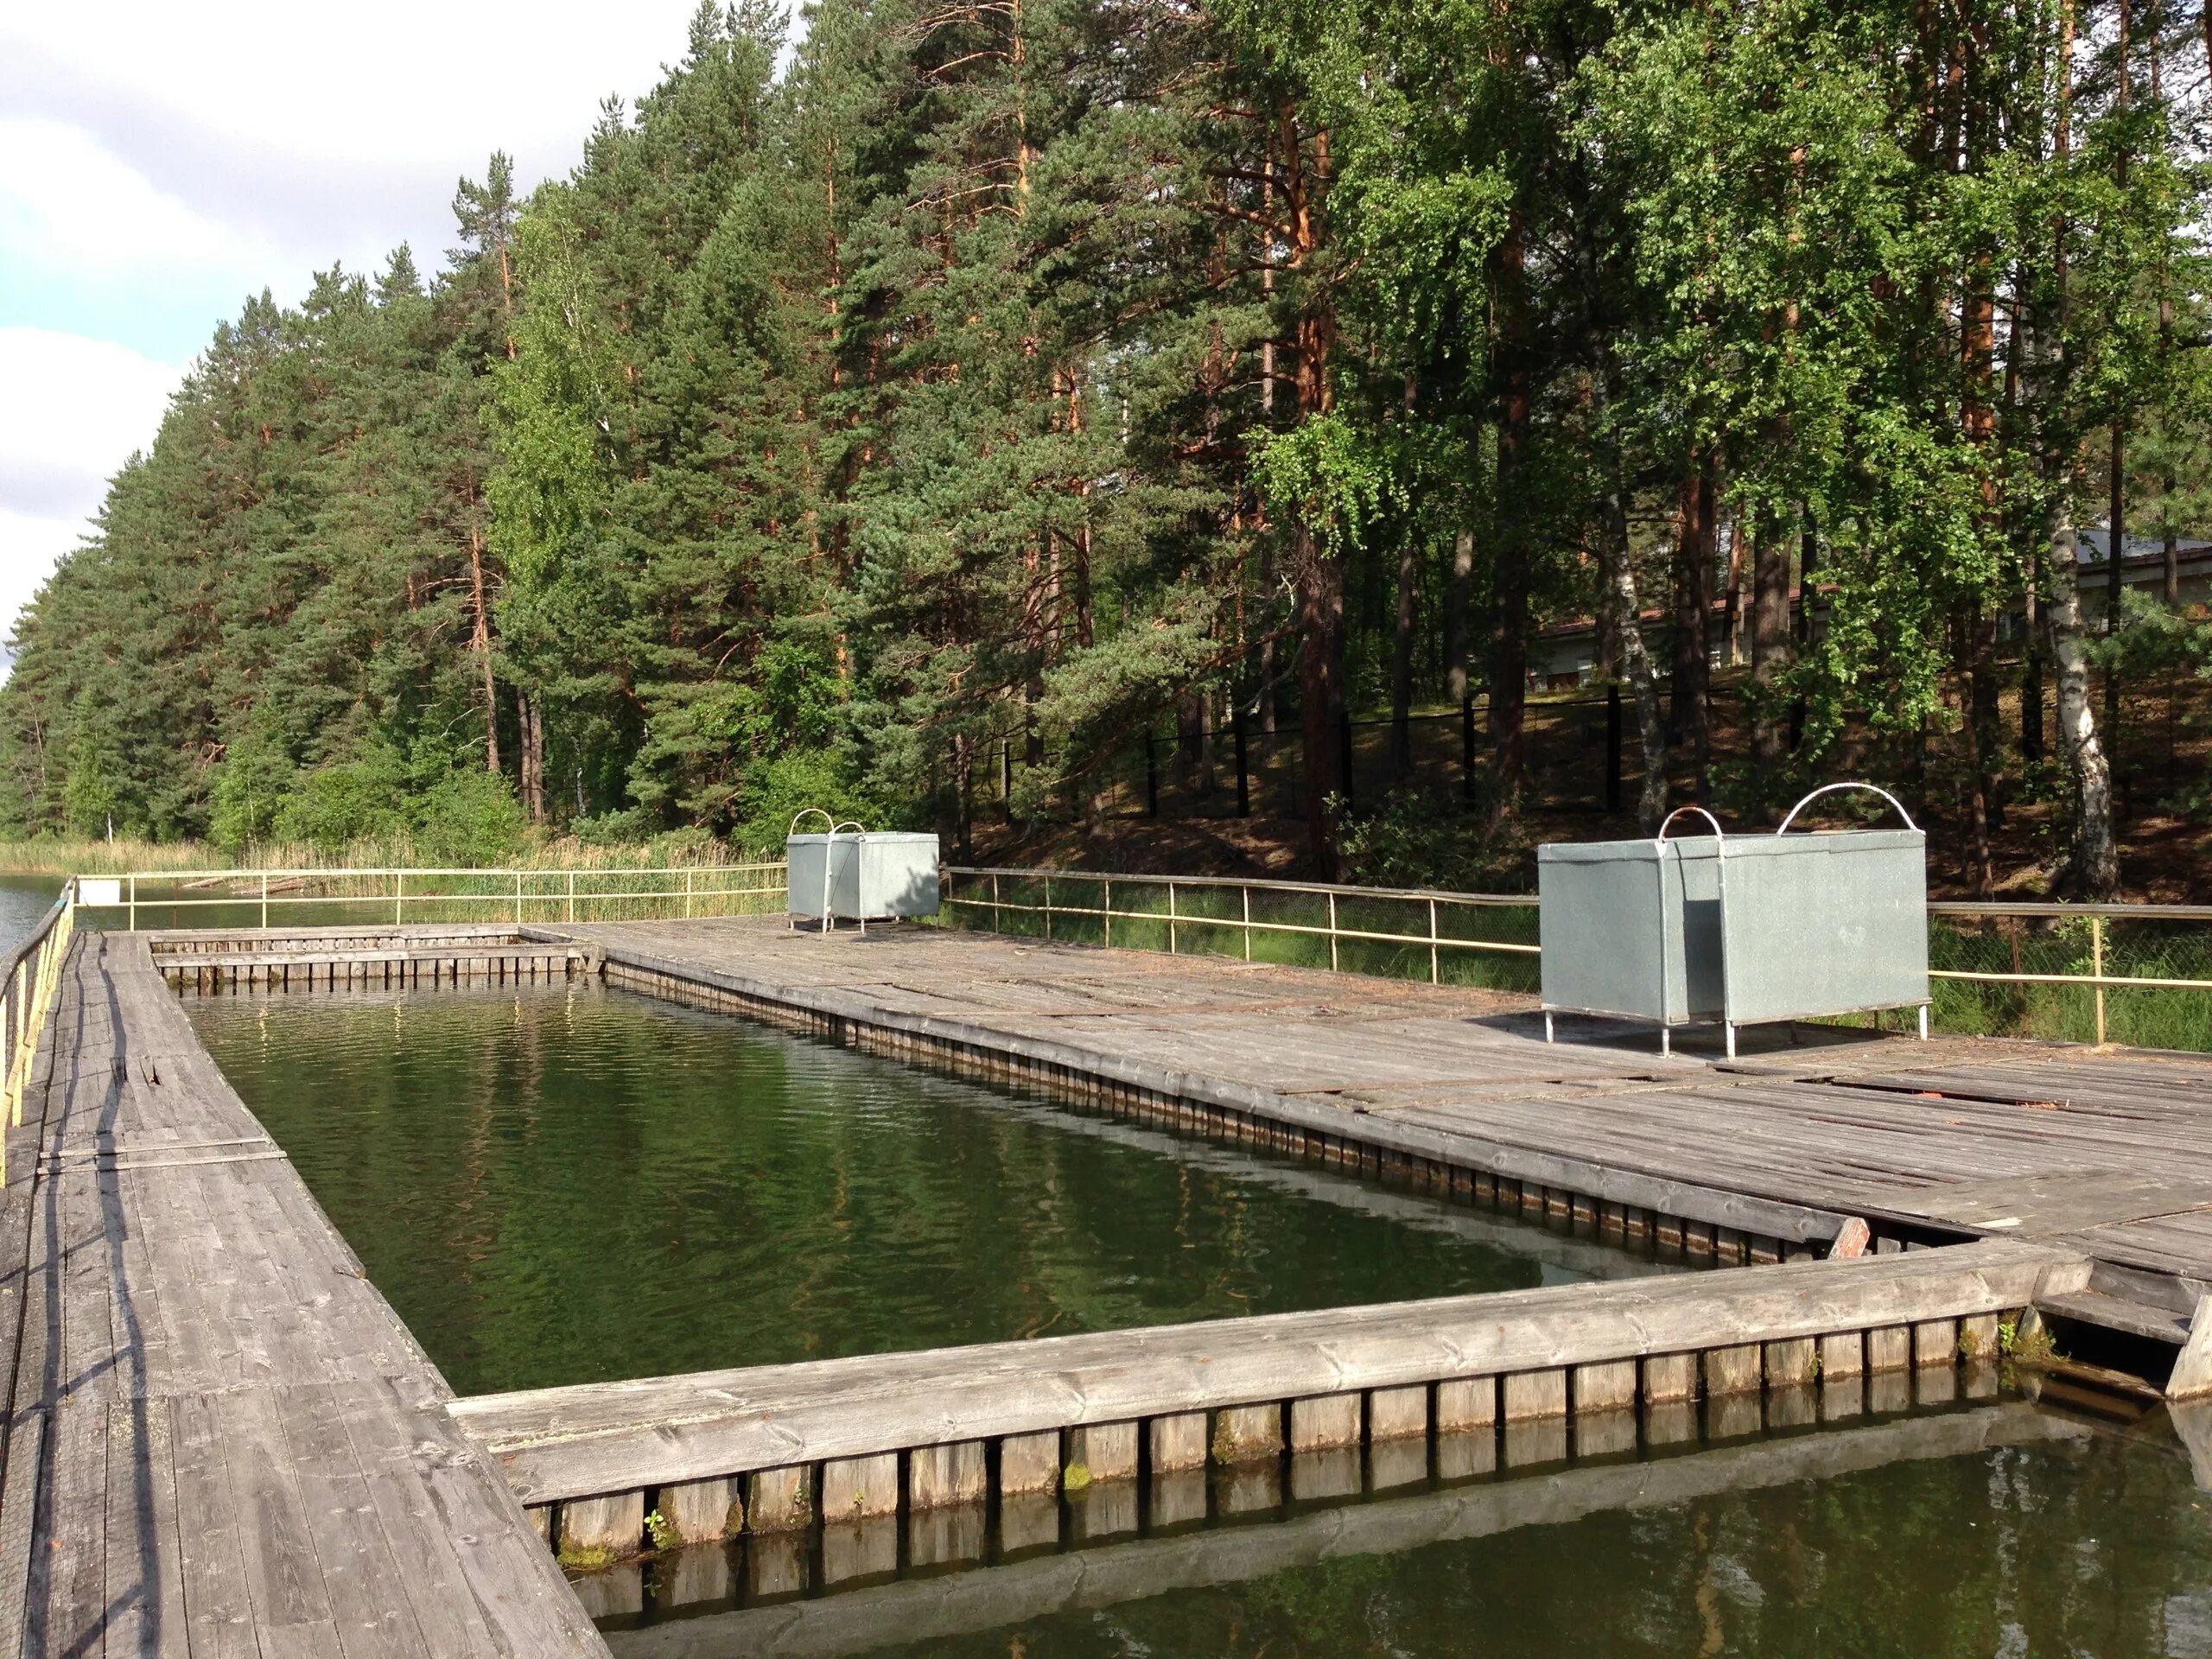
[185,980,1674,1396]
[831,1406,2212,1659]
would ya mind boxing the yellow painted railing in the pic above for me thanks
[72,865,789,931]
[2,887,75,1182]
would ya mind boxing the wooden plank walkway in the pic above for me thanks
[0,932,607,1658]
[553,919,2212,1296]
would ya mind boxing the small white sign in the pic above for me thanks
[76,879,121,906]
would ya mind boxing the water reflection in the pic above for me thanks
[598,1388,2212,1659]
[187,980,1680,1395]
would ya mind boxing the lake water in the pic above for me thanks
[186,980,1679,1396]
[817,1402,2212,1659]
[0,876,62,957]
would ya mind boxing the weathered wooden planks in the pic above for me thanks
[0,934,609,1658]
[450,1238,2082,1508]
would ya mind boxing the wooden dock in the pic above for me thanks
[0,932,609,1656]
[549,919,2212,1307]
[10,910,2212,1651]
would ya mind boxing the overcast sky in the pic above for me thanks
[0,1,718,653]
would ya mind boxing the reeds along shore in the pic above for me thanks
[0,835,776,877]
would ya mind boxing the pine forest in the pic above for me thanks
[9,0,2212,897]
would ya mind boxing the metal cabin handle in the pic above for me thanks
[1775,783,1921,836]
[1652,806,1732,1057]
[789,807,837,837]
[824,820,867,937]
[1655,805,1727,847]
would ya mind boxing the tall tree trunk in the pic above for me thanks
[467,524,500,776]
[1600,468,1668,830]
[518,695,544,823]
[1488,212,1532,801]
[1669,458,1715,800]
[1966,601,2001,894]
[1789,505,1817,751]
[1294,521,1346,879]
[2050,493,2118,895]
[1389,534,1418,783]
[1748,508,1792,792]
[1445,525,1475,709]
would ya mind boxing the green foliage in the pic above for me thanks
[1334,787,1533,894]
[272,750,410,855]
[408,771,527,867]
[209,728,298,853]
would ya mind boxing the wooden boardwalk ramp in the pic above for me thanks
[0,933,607,1657]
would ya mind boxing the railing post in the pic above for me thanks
[1243,884,1252,962]
[394,870,404,926]
[1044,875,1052,943]
[684,868,694,919]
[1429,898,1440,985]
[128,873,137,933]
[992,871,1002,933]
[1328,891,1339,973]
[568,870,576,925]
[515,869,524,925]
[1167,881,1177,955]
[2093,913,2107,1046]
[1103,878,1112,948]
[260,872,269,931]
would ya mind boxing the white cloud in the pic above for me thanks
[0,329,182,645]
[0,507,95,645]
[0,328,180,480]
[0,118,274,278]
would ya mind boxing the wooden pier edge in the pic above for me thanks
[449,1238,2086,1541]
[545,934,1862,1249]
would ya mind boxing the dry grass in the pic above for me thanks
[0,835,781,877]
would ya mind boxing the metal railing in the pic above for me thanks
[1,887,75,1183]
[943,867,1539,986]
[944,868,2212,1051]
[73,864,789,931]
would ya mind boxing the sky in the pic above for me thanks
[0,0,718,656]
